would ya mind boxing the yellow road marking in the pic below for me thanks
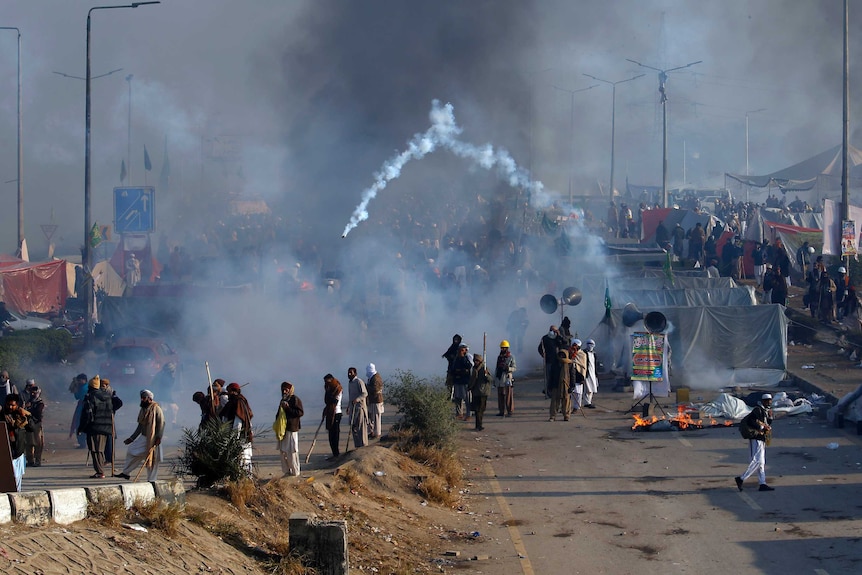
[484,462,535,575]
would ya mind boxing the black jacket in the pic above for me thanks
[79,388,114,436]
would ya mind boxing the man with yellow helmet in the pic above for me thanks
[494,340,517,416]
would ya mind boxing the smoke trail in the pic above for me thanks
[342,99,547,237]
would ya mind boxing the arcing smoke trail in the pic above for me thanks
[342,99,547,237]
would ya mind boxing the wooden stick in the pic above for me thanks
[134,446,155,482]
[345,407,356,454]
[305,416,325,463]
[205,361,215,416]
[111,413,115,477]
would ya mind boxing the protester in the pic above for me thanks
[365,363,384,439]
[551,349,572,421]
[116,389,165,482]
[735,394,775,492]
[221,383,254,473]
[469,353,492,431]
[441,333,463,397]
[347,367,369,449]
[2,392,29,491]
[0,370,19,406]
[78,376,113,478]
[580,339,599,409]
[494,340,517,417]
[275,381,304,477]
[323,374,343,459]
[451,343,472,419]
[68,373,89,449]
[568,340,588,411]
[22,379,45,467]
[99,377,123,468]
[538,325,561,398]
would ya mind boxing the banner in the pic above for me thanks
[842,220,857,257]
[631,331,665,381]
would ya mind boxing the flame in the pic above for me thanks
[631,405,734,431]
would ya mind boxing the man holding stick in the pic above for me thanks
[275,381,303,476]
[115,389,164,481]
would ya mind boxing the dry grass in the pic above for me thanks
[404,443,463,487]
[264,552,316,575]
[417,475,457,507]
[335,466,364,491]
[87,497,126,527]
[129,498,184,537]
[225,477,257,508]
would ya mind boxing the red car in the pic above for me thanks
[99,337,179,388]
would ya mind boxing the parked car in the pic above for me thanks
[2,309,53,333]
[99,337,179,388]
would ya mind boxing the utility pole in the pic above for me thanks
[627,58,702,208]
[841,0,850,269]
[0,27,23,256]
[582,72,644,198]
[126,74,133,184]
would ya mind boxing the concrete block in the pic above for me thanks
[49,488,88,525]
[85,485,124,507]
[9,491,51,526]
[0,494,11,524]
[152,478,186,508]
[120,482,156,508]
[289,512,349,575]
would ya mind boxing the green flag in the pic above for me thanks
[604,280,612,320]
[664,250,675,286]
[89,222,102,249]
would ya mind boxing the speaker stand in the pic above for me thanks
[627,378,668,417]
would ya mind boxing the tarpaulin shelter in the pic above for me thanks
[590,304,787,390]
[726,144,862,194]
[0,258,68,314]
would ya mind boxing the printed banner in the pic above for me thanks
[631,331,665,381]
[842,220,857,257]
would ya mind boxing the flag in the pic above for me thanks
[120,159,127,183]
[158,135,170,191]
[604,280,612,321]
[89,222,103,249]
[144,145,152,171]
[664,250,675,286]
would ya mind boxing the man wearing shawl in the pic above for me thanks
[347,367,369,448]
[115,389,164,481]
[275,381,303,476]
[365,363,384,439]
[221,383,254,472]
[323,374,343,458]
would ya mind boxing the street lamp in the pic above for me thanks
[552,84,598,204]
[126,74,133,184]
[84,1,158,346]
[0,27,23,257]
[582,72,644,198]
[627,58,702,208]
[745,108,766,176]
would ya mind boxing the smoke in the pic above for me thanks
[342,100,547,237]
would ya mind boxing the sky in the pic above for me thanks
[0,0,860,257]
[0,1,859,414]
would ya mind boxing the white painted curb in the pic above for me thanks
[49,488,89,525]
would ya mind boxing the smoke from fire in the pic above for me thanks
[342,100,547,238]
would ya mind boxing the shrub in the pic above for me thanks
[386,370,459,451]
[0,329,72,380]
[174,419,254,488]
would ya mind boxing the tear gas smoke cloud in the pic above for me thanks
[342,100,547,238]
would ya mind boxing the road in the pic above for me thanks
[453,374,862,575]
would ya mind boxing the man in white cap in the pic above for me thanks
[836,266,848,320]
[735,393,774,492]
[115,389,164,481]
[580,339,599,409]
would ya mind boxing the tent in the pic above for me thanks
[590,304,787,390]
[0,258,68,314]
[726,144,862,193]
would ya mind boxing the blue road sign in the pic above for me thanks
[113,187,155,233]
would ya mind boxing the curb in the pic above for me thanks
[0,478,185,527]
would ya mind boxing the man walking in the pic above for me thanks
[494,340,517,417]
[538,326,561,398]
[115,389,165,482]
[451,344,472,419]
[735,394,775,492]
[22,380,45,467]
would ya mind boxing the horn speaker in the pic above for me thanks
[540,294,558,314]
[621,302,667,333]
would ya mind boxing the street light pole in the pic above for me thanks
[583,72,644,198]
[0,27,23,256]
[84,2,158,346]
[553,84,598,204]
[627,58,702,208]
[745,108,766,177]
[126,74,133,184]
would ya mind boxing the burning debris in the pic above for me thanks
[631,406,735,431]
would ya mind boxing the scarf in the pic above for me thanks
[222,394,254,442]
[496,350,511,379]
